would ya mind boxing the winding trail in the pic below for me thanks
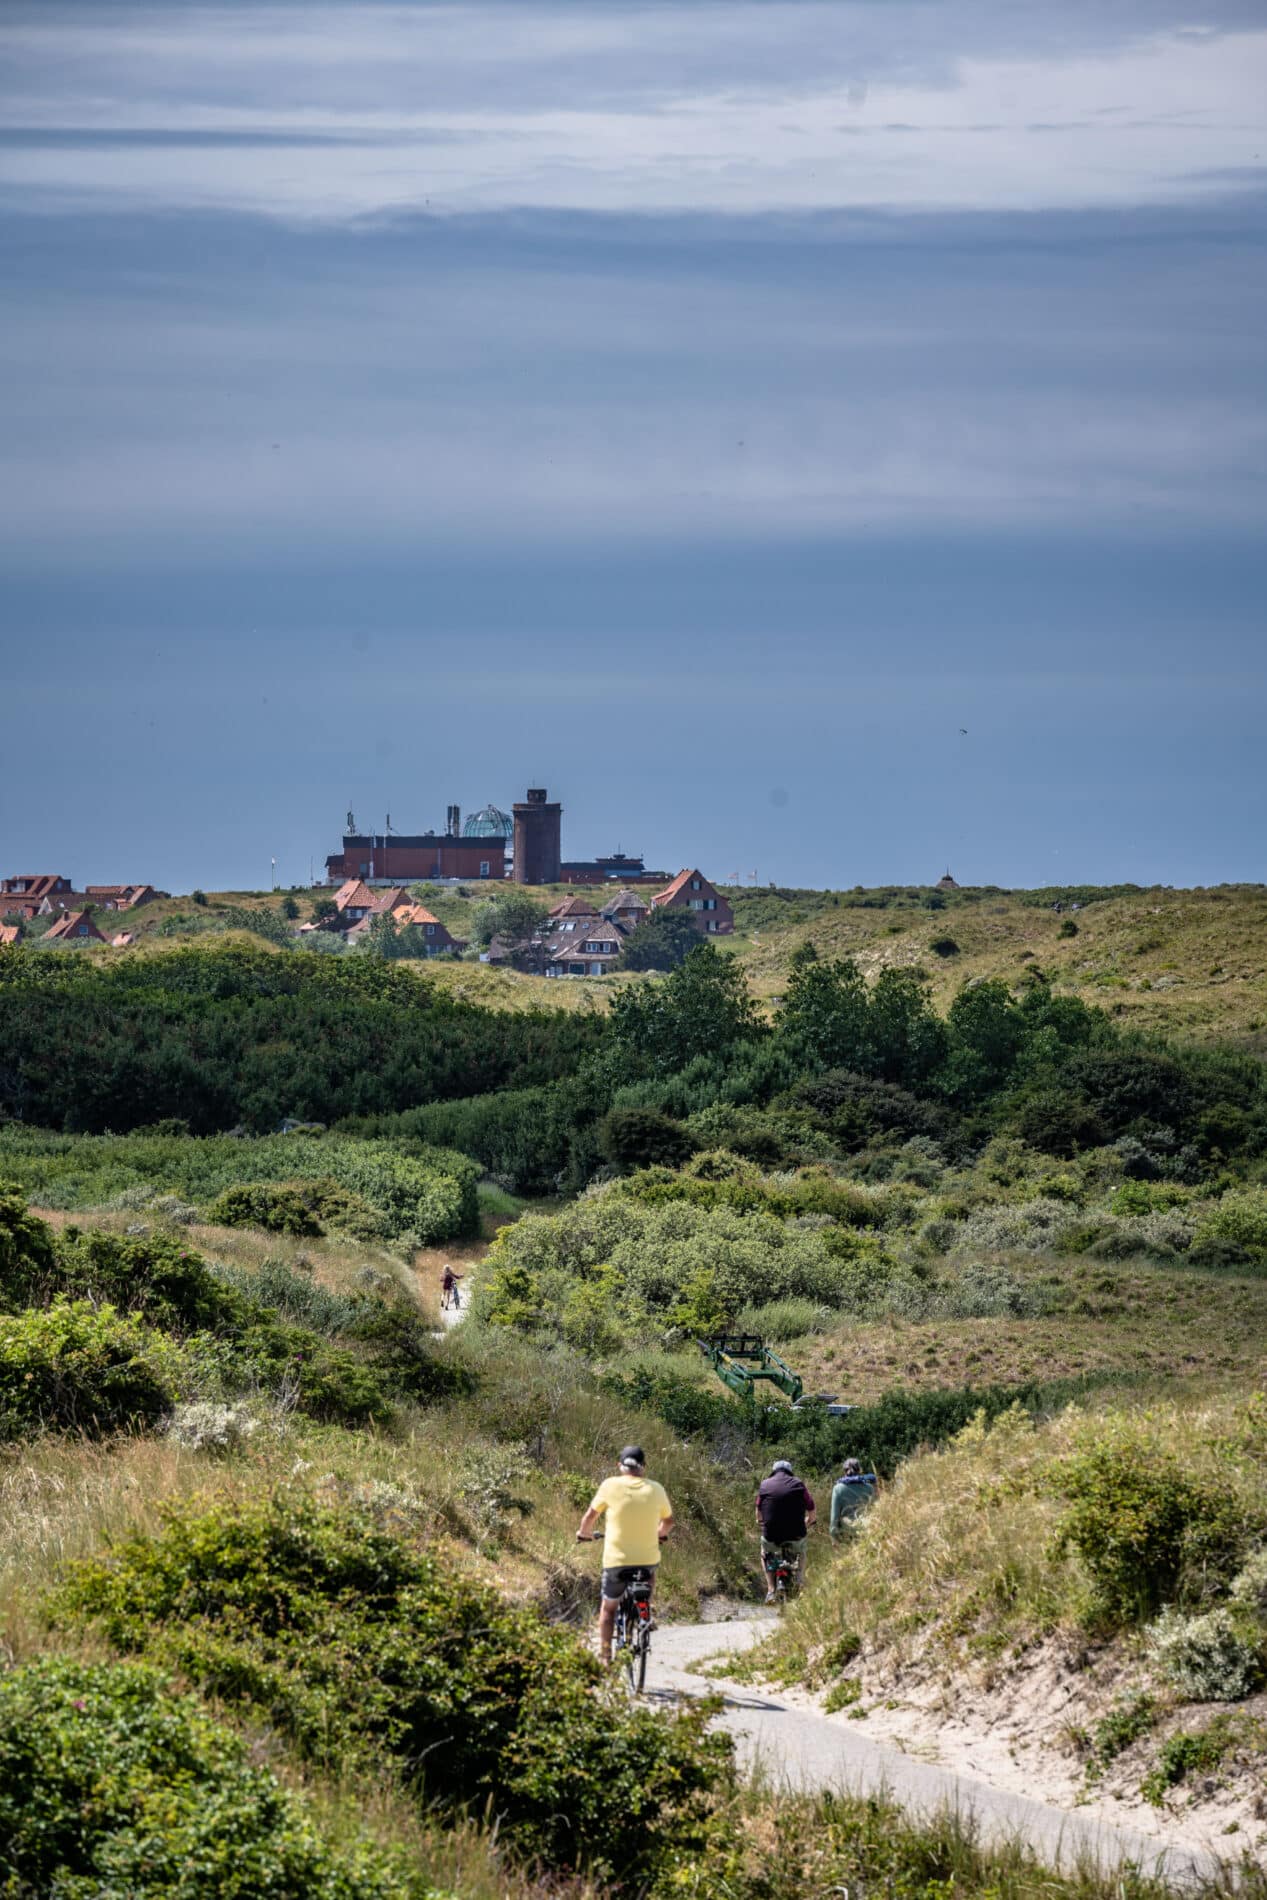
[647,1618,1233,1887]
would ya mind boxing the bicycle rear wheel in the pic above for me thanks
[632,1623,648,1693]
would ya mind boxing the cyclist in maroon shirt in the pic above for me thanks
[755,1459,816,1601]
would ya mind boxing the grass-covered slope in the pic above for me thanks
[725,882,1267,1048]
[18,880,1266,1044]
[744,1390,1267,1843]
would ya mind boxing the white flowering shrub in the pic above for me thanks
[458,1442,534,1539]
[151,1194,199,1226]
[952,1197,1073,1253]
[1229,1549,1267,1617]
[167,1401,257,1457]
[1146,1607,1260,1703]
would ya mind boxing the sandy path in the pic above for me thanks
[646,1618,1233,1887]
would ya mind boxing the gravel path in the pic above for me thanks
[646,1617,1231,1887]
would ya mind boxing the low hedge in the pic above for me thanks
[0,1657,443,1899]
[0,1299,178,1441]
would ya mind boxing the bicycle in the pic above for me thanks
[763,1540,802,1607]
[579,1537,654,1693]
[612,1570,654,1694]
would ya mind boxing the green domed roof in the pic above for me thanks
[463,804,513,839]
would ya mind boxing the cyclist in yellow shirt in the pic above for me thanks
[575,1445,674,1662]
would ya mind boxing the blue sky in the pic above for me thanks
[1,1,1264,892]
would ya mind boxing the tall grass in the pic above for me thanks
[761,1387,1267,1690]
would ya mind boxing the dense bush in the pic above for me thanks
[209,1176,389,1239]
[54,1494,732,1888]
[209,1180,325,1235]
[0,1181,58,1300]
[0,1188,453,1435]
[617,907,702,971]
[1190,1189,1267,1269]
[605,1365,1142,1480]
[0,1299,177,1440]
[358,1073,609,1194]
[0,941,603,1132]
[0,1658,435,1899]
[1050,1436,1252,1623]
[476,1190,891,1345]
[54,1228,244,1333]
[788,1069,948,1150]
[0,1128,479,1245]
[598,1105,697,1170]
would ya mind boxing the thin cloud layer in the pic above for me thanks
[2,1,1266,218]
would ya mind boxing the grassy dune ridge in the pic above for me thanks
[38,880,1267,1040]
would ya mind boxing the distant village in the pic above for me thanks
[0,786,746,978]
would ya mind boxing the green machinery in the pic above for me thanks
[695,1334,853,1414]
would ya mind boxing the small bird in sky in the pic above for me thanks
[959,727,968,734]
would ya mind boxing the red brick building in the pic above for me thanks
[513,789,562,885]
[2,874,76,920]
[651,869,733,935]
[325,832,503,884]
[558,851,667,887]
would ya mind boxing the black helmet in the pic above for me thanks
[771,1459,794,1475]
[619,1445,646,1470]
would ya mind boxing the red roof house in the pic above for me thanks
[344,902,458,955]
[1,874,75,920]
[548,894,600,920]
[650,869,733,935]
[44,910,105,943]
[85,884,166,910]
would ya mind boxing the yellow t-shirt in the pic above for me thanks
[589,1474,672,1568]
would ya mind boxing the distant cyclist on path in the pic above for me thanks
[576,1446,674,1663]
[441,1265,463,1310]
[756,1459,816,1601]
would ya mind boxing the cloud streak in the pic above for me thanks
[2,2,1266,219]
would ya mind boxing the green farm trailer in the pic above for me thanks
[695,1334,852,1414]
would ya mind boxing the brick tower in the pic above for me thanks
[513,787,562,885]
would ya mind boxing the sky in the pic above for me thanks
[1,1,1265,893]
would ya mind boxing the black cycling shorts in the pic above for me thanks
[601,1563,657,1602]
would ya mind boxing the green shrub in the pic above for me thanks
[1013,1090,1106,1157]
[0,1128,479,1245]
[209,1176,388,1240]
[1086,1694,1157,1772]
[1190,1190,1267,1268]
[55,1227,243,1333]
[1058,918,1079,938]
[598,1106,696,1170]
[1140,1718,1238,1805]
[0,1299,177,1440]
[0,1658,434,1899]
[228,1318,394,1425]
[209,1181,325,1235]
[1049,1438,1239,1623]
[0,1182,59,1308]
[54,1494,732,1887]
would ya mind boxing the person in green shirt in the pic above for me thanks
[830,1459,877,1539]
[576,1445,674,1662]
